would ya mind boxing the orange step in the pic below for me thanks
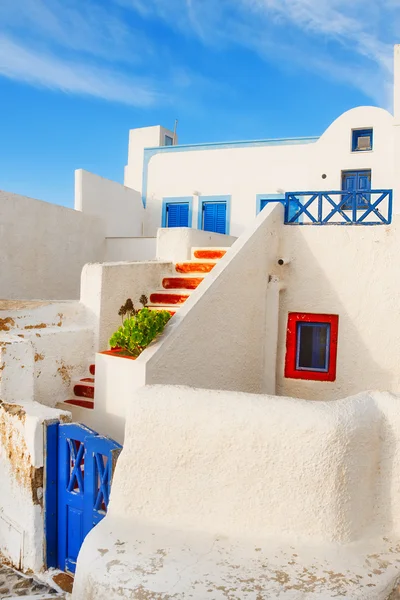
[162,277,203,290]
[73,383,94,399]
[175,262,216,274]
[194,249,227,260]
[149,292,189,305]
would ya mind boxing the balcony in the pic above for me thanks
[284,190,392,225]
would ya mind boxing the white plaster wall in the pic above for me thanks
[81,261,174,352]
[142,203,282,394]
[156,227,237,263]
[104,237,157,262]
[0,301,96,408]
[75,170,144,238]
[277,216,400,401]
[107,386,389,543]
[0,190,105,300]
[144,107,394,236]
[124,125,176,192]
[0,400,69,572]
[72,386,400,600]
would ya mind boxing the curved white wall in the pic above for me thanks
[143,106,394,237]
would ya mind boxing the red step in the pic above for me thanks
[175,262,215,274]
[73,384,94,399]
[64,399,94,409]
[149,292,189,305]
[80,377,94,383]
[194,249,227,260]
[89,364,95,376]
[162,277,203,290]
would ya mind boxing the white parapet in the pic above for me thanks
[72,385,400,599]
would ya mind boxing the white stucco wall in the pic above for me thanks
[72,385,400,599]
[75,169,144,238]
[81,260,174,352]
[0,190,105,300]
[0,301,96,408]
[124,125,176,193]
[143,107,394,237]
[104,237,157,262]
[0,400,69,572]
[156,227,237,262]
[276,216,400,401]
[143,203,282,393]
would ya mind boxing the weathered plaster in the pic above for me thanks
[73,385,400,599]
[0,401,69,572]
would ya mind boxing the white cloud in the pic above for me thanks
[121,0,397,107]
[0,34,160,106]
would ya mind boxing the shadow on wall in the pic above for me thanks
[276,224,394,401]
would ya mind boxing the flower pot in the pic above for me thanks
[100,348,137,360]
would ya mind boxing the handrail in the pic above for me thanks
[285,190,392,225]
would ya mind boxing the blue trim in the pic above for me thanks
[352,128,373,152]
[296,322,330,372]
[197,195,231,234]
[141,135,319,208]
[284,189,392,225]
[256,194,285,214]
[161,196,193,228]
[45,421,59,569]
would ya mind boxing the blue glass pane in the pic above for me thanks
[296,323,330,371]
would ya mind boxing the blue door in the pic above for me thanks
[202,202,226,234]
[342,170,371,208]
[57,423,122,574]
[166,203,189,227]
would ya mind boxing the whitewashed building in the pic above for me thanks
[3,44,400,600]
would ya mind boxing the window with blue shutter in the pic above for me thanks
[352,129,373,152]
[166,202,189,227]
[202,202,227,234]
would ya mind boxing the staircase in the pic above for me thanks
[147,247,227,315]
[63,363,96,410]
[60,247,228,412]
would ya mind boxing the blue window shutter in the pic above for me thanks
[166,203,189,227]
[215,203,226,234]
[202,202,226,234]
[203,204,216,232]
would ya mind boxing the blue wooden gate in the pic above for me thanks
[46,423,122,574]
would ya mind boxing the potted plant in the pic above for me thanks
[104,296,171,359]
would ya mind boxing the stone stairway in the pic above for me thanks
[59,247,228,413]
[63,363,95,410]
[147,247,227,315]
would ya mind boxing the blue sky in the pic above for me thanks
[0,0,396,208]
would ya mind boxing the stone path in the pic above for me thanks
[0,564,65,599]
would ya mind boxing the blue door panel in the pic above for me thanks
[202,202,226,234]
[342,170,371,208]
[57,423,122,574]
[167,203,189,227]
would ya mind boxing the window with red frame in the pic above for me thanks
[285,313,339,382]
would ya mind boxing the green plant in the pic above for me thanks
[118,296,148,324]
[109,308,171,357]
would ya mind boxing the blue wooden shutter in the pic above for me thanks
[203,202,226,234]
[215,203,226,234]
[167,203,189,227]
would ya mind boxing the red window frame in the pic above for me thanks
[284,312,339,382]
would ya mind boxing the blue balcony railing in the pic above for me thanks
[284,190,392,225]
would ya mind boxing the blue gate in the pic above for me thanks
[45,422,122,574]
